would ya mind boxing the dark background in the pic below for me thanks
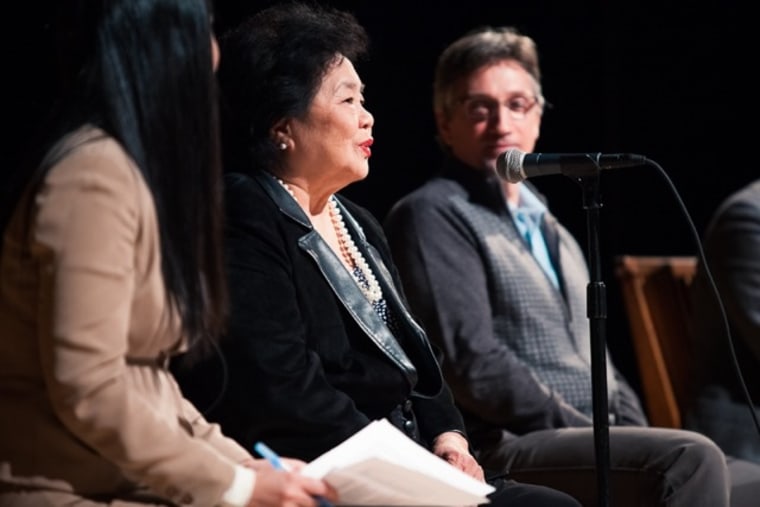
[8,1,756,401]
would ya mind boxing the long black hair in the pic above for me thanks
[2,0,227,351]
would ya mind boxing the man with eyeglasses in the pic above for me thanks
[384,26,760,506]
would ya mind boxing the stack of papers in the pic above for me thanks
[300,419,494,505]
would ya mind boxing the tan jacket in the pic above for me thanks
[0,127,250,506]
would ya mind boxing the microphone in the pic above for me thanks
[496,149,647,183]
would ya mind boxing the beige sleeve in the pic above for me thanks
[33,137,242,506]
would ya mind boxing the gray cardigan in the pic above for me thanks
[384,158,647,450]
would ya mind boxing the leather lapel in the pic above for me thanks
[254,172,419,389]
[299,232,418,389]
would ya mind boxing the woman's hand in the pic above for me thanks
[243,457,306,473]
[245,459,337,507]
[431,431,485,482]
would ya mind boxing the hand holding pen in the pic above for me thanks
[252,442,337,507]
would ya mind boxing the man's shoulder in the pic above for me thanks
[731,179,760,209]
[389,177,464,214]
[712,179,760,228]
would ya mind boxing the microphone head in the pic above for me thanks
[495,149,527,183]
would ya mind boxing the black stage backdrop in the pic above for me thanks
[8,0,755,403]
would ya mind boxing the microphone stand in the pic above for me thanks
[573,171,611,507]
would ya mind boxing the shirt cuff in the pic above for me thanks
[220,465,256,507]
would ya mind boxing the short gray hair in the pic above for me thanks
[433,26,544,119]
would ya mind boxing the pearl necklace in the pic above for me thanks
[273,175,383,304]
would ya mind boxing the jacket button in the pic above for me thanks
[403,418,415,434]
[403,399,413,413]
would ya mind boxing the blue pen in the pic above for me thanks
[253,442,288,471]
[253,441,335,507]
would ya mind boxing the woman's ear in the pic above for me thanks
[270,118,292,149]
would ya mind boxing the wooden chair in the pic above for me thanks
[614,255,698,428]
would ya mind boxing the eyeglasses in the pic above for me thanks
[458,94,542,122]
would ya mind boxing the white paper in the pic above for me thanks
[300,419,494,506]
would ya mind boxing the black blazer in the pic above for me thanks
[175,170,465,461]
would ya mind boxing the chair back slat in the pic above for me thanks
[615,255,698,428]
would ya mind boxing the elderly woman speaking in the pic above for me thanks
[173,3,581,506]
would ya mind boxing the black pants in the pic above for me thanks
[387,401,580,507]
[477,426,741,507]
[486,476,581,507]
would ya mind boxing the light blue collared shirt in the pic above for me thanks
[508,184,560,289]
